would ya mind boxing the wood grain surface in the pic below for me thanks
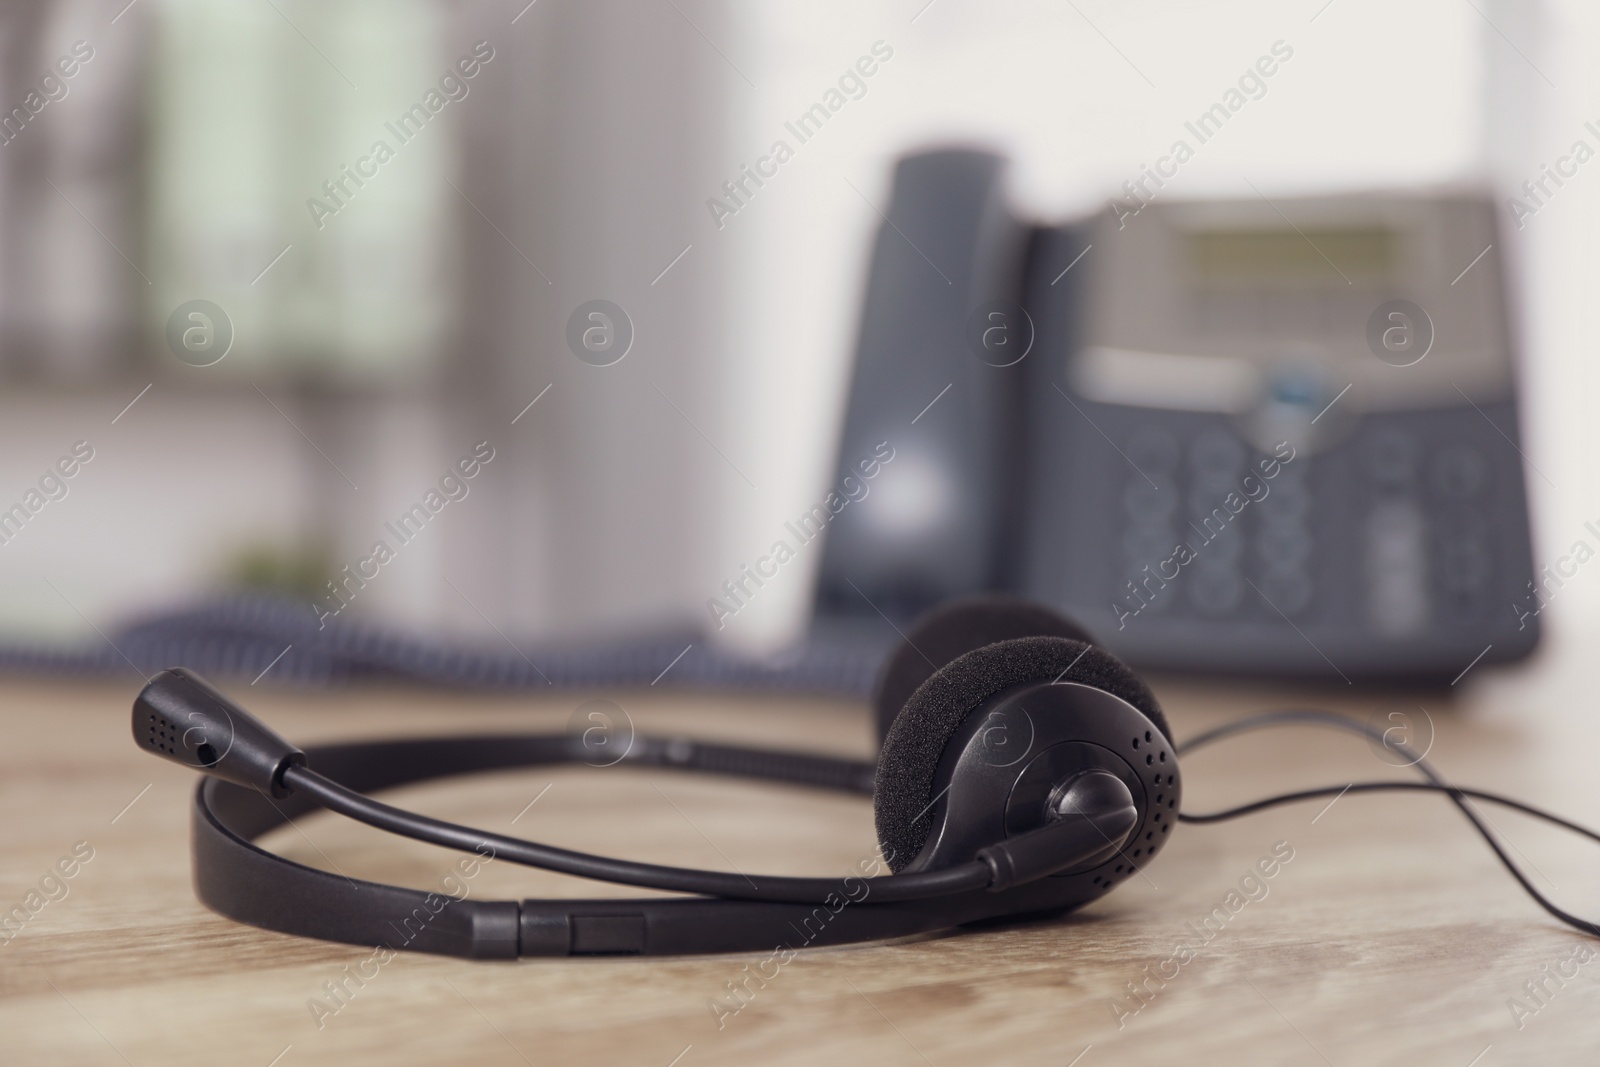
[2,658,1598,1066]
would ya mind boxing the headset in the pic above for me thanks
[134,596,1600,957]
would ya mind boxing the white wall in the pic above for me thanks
[1487,0,1600,705]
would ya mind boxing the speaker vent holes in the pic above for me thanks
[1051,726,1178,890]
[147,715,177,754]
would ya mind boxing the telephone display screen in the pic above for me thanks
[1187,226,1396,286]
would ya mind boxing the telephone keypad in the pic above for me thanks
[1114,424,1500,631]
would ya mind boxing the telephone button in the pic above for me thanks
[1190,429,1245,480]
[1188,485,1239,524]
[1364,430,1418,487]
[1190,564,1243,615]
[1257,513,1311,565]
[1126,428,1181,475]
[1122,525,1176,565]
[1436,529,1491,594]
[1259,473,1310,520]
[1256,568,1313,616]
[1194,524,1244,563]
[1365,500,1430,636]
[1431,445,1489,499]
[1123,480,1176,523]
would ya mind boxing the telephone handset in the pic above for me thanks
[814,150,1029,619]
[816,148,1539,682]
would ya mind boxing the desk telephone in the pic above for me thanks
[814,149,1538,682]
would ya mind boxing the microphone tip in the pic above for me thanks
[132,668,304,796]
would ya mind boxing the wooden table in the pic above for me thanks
[2,663,1597,1065]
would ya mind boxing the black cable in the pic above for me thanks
[1174,709,1600,939]
[280,763,991,904]
[1181,780,1600,842]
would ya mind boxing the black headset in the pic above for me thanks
[133,596,1600,957]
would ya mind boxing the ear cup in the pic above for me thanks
[873,635,1167,872]
[871,596,1099,745]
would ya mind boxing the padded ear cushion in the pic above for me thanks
[873,635,1167,872]
[871,596,1099,744]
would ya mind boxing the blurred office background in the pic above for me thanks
[0,0,1594,682]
